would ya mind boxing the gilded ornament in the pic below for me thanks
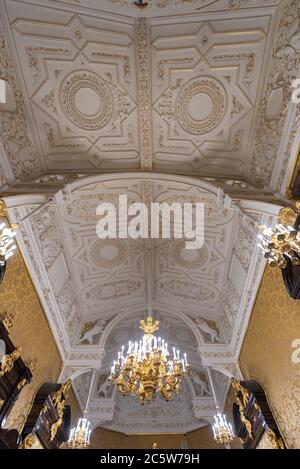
[232,378,250,408]
[19,433,36,449]
[110,316,189,403]
[0,348,20,378]
[139,316,159,336]
[0,200,7,218]
[2,312,14,330]
[17,378,28,391]
[266,428,285,449]
[176,77,227,135]
[136,18,152,170]
[278,207,298,226]
[232,378,253,439]
[49,380,71,442]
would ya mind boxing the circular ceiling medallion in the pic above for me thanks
[60,71,113,130]
[176,77,227,135]
[90,239,127,269]
[172,240,209,269]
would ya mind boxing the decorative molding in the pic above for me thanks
[0,24,40,180]
[135,18,152,170]
[176,77,227,135]
[26,46,69,81]
[60,71,113,131]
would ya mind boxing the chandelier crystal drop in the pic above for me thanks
[67,413,91,449]
[212,411,235,446]
[109,316,189,403]
[0,222,17,265]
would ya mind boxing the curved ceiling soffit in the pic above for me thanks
[66,172,221,197]
[98,305,203,354]
[3,171,283,217]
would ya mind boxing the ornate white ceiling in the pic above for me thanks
[5,172,280,432]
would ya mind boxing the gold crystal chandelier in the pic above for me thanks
[109,316,189,403]
[257,206,300,269]
[67,370,97,449]
[212,410,235,446]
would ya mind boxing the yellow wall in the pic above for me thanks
[66,385,82,428]
[91,426,220,449]
[224,385,242,449]
[239,265,300,449]
[0,249,62,432]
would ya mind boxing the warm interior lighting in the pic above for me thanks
[109,316,189,403]
[212,409,235,446]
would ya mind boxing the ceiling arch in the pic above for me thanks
[98,304,203,352]
[71,309,218,434]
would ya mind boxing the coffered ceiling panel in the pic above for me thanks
[58,179,147,319]
[4,1,140,171]
[151,181,236,318]
[54,178,238,343]
[150,15,272,176]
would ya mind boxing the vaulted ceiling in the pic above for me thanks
[0,0,299,433]
[0,0,299,187]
